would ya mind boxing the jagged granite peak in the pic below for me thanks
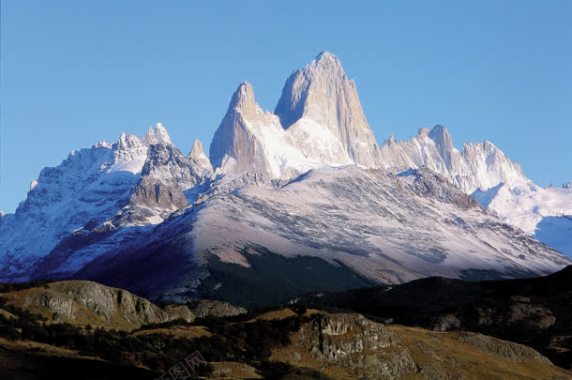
[143,122,172,146]
[428,125,454,151]
[0,124,204,279]
[229,81,259,118]
[117,132,144,150]
[275,51,379,167]
[189,139,213,176]
[209,81,274,173]
[428,125,456,169]
[378,125,529,194]
[122,143,209,226]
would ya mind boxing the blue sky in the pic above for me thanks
[1,0,571,212]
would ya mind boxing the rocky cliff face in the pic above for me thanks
[378,125,529,194]
[124,143,204,225]
[0,280,195,330]
[275,51,379,167]
[271,311,562,379]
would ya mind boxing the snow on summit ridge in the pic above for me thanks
[143,122,172,146]
[209,51,378,178]
[275,50,379,167]
[1,50,570,290]
[208,51,531,197]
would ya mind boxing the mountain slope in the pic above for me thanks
[301,265,572,369]
[51,165,567,308]
[0,51,570,305]
[0,124,209,281]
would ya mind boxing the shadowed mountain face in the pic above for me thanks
[54,166,568,308]
[300,265,572,370]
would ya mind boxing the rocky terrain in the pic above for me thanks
[0,281,246,331]
[0,280,570,379]
[301,264,572,370]
[1,51,571,378]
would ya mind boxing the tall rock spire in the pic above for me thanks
[209,82,273,174]
[189,139,213,176]
[275,51,379,166]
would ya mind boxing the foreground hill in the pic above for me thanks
[0,280,571,379]
[302,265,572,370]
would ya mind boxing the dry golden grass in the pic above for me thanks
[246,308,298,322]
[392,325,572,380]
[0,308,17,320]
[0,337,102,363]
[209,361,263,379]
[132,325,211,339]
[270,315,572,380]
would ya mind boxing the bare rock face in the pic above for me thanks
[458,333,552,364]
[188,300,247,319]
[298,313,417,379]
[209,82,275,173]
[275,51,379,167]
[433,313,461,332]
[1,281,195,330]
[275,312,563,379]
[188,139,213,177]
[124,143,206,225]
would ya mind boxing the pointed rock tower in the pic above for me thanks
[189,139,213,176]
[275,51,379,167]
[209,82,278,175]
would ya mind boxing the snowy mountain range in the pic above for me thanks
[1,52,570,305]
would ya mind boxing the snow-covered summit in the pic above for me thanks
[1,50,570,293]
[208,52,532,198]
[209,52,379,178]
[0,122,208,279]
[378,125,530,194]
[143,122,172,146]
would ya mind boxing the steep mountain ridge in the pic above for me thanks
[1,51,570,305]
[45,166,568,307]
[0,124,210,280]
[275,51,379,166]
[377,125,529,194]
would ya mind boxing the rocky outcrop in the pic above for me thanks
[378,125,529,194]
[209,82,277,173]
[188,139,213,177]
[271,311,564,379]
[0,281,195,330]
[125,143,202,224]
[188,300,247,319]
[299,313,416,379]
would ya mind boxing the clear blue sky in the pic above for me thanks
[1,1,571,212]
